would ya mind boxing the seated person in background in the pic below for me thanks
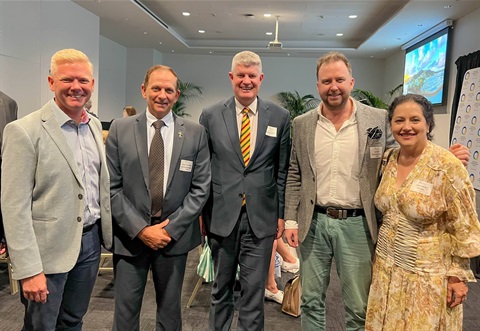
[265,238,300,304]
[365,94,480,331]
[122,105,136,117]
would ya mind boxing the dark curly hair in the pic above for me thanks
[388,93,435,141]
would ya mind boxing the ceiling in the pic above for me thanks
[73,0,480,59]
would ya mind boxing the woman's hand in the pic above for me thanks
[447,276,468,308]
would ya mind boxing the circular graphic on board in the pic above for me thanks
[473,151,479,160]
[470,83,476,91]
[462,127,467,135]
[477,92,480,101]
[461,94,466,102]
[465,72,470,80]
[466,105,472,113]
[456,116,462,124]
[472,116,477,125]
[467,140,473,148]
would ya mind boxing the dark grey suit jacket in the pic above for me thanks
[0,91,18,242]
[106,111,211,257]
[199,96,290,239]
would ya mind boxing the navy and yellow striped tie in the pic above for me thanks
[240,108,250,205]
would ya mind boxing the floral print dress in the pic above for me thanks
[366,141,480,331]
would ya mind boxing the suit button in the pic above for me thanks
[78,194,83,200]
[77,217,82,222]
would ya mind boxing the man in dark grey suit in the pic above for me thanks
[199,51,290,331]
[0,90,17,257]
[106,65,210,331]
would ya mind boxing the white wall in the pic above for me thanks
[98,36,127,122]
[383,7,480,149]
[0,0,99,119]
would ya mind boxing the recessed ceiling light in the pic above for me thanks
[182,12,190,16]
[158,42,162,45]
[287,54,290,57]
[336,33,343,36]
[244,14,255,19]
[264,13,272,17]
[124,18,128,21]
[171,50,175,53]
[349,15,357,19]
[444,5,453,9]
[417,24,423,27]
[209,51,212,54]
[266,32,273,36]
[143,32,148,35]
[198,30,205,33]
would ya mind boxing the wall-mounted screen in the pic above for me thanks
[403,27,450,106]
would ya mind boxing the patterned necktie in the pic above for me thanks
[149,120,165,217]
[240,108,251,205]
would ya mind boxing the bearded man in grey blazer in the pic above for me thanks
[1,49,112,330]
[106,65,210,331]
[0,90,17,256]
[284,51,469,331]
[200,51,290,331]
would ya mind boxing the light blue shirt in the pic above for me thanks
[50,99,101,227]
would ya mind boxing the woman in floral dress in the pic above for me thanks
[365,94,480,331]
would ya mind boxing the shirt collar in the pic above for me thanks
[146,108,174,128]
[235,98,258,115]
[50,99,90,127]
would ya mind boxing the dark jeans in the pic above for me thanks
[21,223,101,331]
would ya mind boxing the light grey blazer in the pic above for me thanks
[1,101,112,280]
[284,99,395,244]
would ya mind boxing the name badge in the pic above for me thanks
[410,179,433,196]
[266,126,277,137]
[179,160,193,172]
[370,147,382,159]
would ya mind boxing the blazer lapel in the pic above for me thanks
[166,114,185,191]
[250,98,271,167]
[222,98,244,165]
[305,109,318,175]
[134,112,150,190]
[41,104,83,187]
[355,101,369,172]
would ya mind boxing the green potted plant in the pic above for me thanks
[351,84,403,110]
[277,91,320,122]
[173,80,203,117]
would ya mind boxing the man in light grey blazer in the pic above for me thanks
[106,65,210,331]
[0,90,17,256]
[1,49,112,330]
[200,51,290,331]
[284,51,469,331]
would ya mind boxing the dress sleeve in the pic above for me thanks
[445,164,480,282]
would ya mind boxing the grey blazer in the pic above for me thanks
[199,96,290,239]
[106,111,211,257]
[284,99,395,244]
[0,91,18,241]
[1,101,112,280]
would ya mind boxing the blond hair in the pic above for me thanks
[50,49,93,77]
[231,51,262,73]
[316,51,352,80]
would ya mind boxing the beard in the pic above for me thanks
[321,93,350,111]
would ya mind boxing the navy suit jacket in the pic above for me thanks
[106,111,211,256]
[199,96,290,239]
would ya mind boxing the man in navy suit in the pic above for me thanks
[106,65,210,330]
[200,51,290,331]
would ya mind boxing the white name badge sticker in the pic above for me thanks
[266,126,277,138]
[410,179,433,196]
[179,160,193,172]
[370,146,383,159]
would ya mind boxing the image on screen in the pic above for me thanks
[404,28,450,105]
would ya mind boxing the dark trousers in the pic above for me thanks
[208,209,274,331]
[21,223,101,331]
[112,250,188,331]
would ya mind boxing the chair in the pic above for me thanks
[186,244,206,308]
[98,252,113,275]
[0,255,19,295]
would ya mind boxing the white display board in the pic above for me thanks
[451,67,480,190]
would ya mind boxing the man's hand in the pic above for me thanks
[21,272,49,303]
[0,242,7,256]
[276,219,285,239]
[137,219,172,250]
[199,215,207,237]
[447,276,468,308]
[284,229,299,248]
[449,143,470,166]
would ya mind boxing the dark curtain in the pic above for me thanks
[449,50,480,140]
